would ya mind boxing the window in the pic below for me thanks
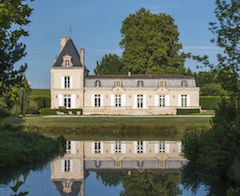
[65,141,71,153]
[181,80,187,87]
[95,80,101,87]
[159,80,166,87]
[115,79,122,87]
[137,95,143,108]
[181,95,187,106]
[95,95,101,107]
[159,141,165,153]
[115,141,121,153]
[65,181,69,188]
[137,160,144,167]
[65,60,69,67]
[137,80,144,87]
[137,141,143,153]
[64,160,70,172]
[94,141,101,153]
[64,95,71,109]
[64,76,70,89]
[115,95,121,106]
[159,95,165,106]
[160,81,164,86]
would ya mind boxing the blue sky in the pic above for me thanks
[15,0,221,89]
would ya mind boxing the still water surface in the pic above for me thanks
[0,140,227,196]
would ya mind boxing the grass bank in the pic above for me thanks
[3,115,212,139]
[0,124,65,169]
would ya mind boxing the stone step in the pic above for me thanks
[127,110,154,116]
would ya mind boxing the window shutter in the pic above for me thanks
[111,94,114,107]
[100,142,104,153]
[155,95,158,106]
[91,142,94,153]
[122,94,126,106]
[134,95,137,109]
[178,95,181,106]
[59,94,63,107]
[143,141,146,153]
[100,94,103,107]
[70,76,73,89]
[61,159,64,172]
[91,95,94,107]
[155,142,159,153]
[70,160,73,172]
[111,142,115,154]
[178,142,182,153]
[71,94,75,109]
[71,141,76,154]
[122,143,126,154]
[165,94,170,106]
[165,143,170,153]
[143,95,146,109]
[133,141,137,153]
[187,95,190,106]
[61,76,64,89]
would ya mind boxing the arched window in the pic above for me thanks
[95,80,101,87]
[95,160,101,168]
[181,80,187,87]
[137,80,144,87]
[137,160,144,168]
[115,79,122,87]
[159,79,166,87]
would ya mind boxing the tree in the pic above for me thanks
[0,0,33,95]
[119,7,186,75]
[20,76,31,116]
[94,53,127,75]
[200,83,226,96]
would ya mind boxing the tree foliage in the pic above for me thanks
[119,7,185,75]
[201,83,226,96]
[94,53,127,75]
[0,0,33,94]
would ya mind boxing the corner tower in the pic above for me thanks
[50,37,89,109]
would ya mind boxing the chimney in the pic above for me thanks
[60,37,70,52]
[80,48,85,67]
[128,72,131,76]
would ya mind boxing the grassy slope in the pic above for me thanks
[4,115,212,128]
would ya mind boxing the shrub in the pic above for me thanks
[39,108,83,115]
[27,99,39,114]
[177,109,200,115]
[200,96,229,110]
[0,107,11,116]
[30,96,50,109]
[10,104,21,118]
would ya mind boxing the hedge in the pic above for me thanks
[200,96,229,110]
[177,109,200,115]
[39,108,83,115]
[30,96,50,109]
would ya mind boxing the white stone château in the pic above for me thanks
[50,37,200,115]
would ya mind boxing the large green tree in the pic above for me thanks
[94,53,127,75]
[0,0,33,95]
[119,7,185,75]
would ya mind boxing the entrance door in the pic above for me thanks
[137,95,143,108]
[64,95,71,109]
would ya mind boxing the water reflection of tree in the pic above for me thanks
[181,163,230,196]
[96,172,126,187]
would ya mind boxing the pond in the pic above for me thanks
[0,139,230,196]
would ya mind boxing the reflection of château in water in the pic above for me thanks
[51,140,187,196]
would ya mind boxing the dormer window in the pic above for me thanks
[65,60,69,67]
[137,80,144,87]
[95,80,101,87]
[181,80,187,87]
[159,79,166,87]
[115,79,122,87]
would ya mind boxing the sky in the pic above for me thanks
[14,0,221,89]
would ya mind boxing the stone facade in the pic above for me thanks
[50,37,200,115]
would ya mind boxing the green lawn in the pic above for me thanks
[4,114,212,128]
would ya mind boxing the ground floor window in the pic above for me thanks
[137,141,143,153]
[137,95,143,108]
[95,95,101,106]
[95,141,101,153]
[64,95,71,109]
[64,160,70,172]
[115,141,121,153]
[115,95,121,106]
[181,95,187,106]
[159,95,165,106]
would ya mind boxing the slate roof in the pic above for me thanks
[53,39,82,67]
[86,74,194,79]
